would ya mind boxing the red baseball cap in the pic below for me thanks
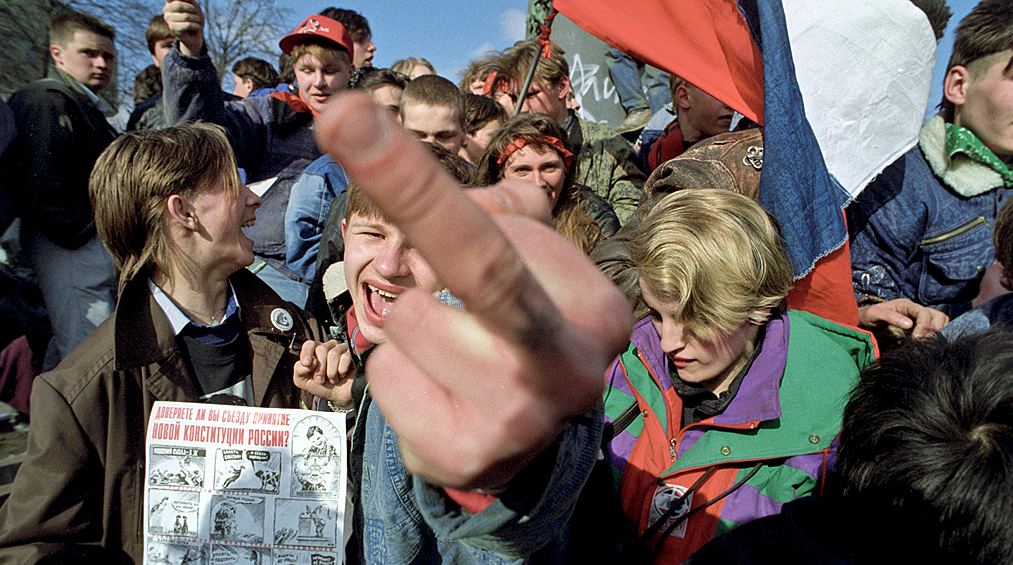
[279,15,353,58]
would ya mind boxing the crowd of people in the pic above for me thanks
[0,0,1011,562]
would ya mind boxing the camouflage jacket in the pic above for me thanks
[565,110,646,225]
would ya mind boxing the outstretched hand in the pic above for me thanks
[314,92,632,490]
[163,0,205,56]
[858,298,948,339]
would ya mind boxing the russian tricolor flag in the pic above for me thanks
[555,0,935,328]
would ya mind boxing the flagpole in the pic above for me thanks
[514,7,558,117]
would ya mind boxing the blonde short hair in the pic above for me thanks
[291,41,351,69]
[629,189,793,340]
[89,123,242,293]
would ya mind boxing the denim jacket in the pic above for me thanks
[349,391,603,564]
[849,116,1013,317]
[323,282,611,563]
[285,155,348,281]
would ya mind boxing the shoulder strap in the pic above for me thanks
[602,344,653,449]
[602,399,641,448]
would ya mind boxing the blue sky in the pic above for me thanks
[274,0,530,83]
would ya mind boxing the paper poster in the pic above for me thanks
[144,402,346,565]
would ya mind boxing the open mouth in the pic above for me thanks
[363,283,399,325]
[241,218,256,228]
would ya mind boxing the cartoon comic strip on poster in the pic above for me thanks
[143,402,346,565]
[290,416,342,496]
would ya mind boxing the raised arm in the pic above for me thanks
[163,0,204,55]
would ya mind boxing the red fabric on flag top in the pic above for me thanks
[553,0,764,125]
[537,10,558,57]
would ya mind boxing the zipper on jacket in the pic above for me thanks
[920,216,987,246]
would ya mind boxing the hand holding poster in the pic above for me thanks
[144,402,347,565]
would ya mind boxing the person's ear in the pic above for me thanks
[151,53,161,68]
[50,44,64,66]
[340,218,347,240]
[167,195,199,231]
[944,65,970,108]
[675,84,692,110]
[557,76,572,100]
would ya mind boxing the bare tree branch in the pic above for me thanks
[200,0,290,86]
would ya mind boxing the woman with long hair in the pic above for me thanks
[474,113,619,255]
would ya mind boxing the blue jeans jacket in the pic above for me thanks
[285,155,348,281]
[941,293,1013,339]
[352,392,602,564]
[849,145,1012,317]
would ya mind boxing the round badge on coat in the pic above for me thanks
[270,308,294,331]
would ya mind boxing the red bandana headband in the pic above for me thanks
[482,71,507,97]
[496,136,573,171]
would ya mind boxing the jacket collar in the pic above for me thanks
[712,313,788,426]
[629,311,789,427]
[266,92,316,138]
[114,269,310,406]
[46,67,112,114]
[920,114,1003,197]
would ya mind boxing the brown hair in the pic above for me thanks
[493,40,568,96]
[145,15,171,54]
[940,0,1013,120]
[50,9,114,46]
[459,55,501,92]
[90,123,241,292]
[353,67,410,92]
[232,57,280,92]
[464,93,507,135]
[398,74,465,128]
[318,7,371,40]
